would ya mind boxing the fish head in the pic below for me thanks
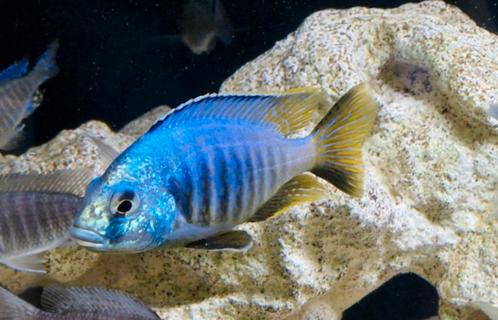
[70,160,178,253]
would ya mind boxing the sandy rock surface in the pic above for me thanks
[0,1,496,319]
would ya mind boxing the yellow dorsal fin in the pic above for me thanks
[147,87,326,137]
[250,174,327,222]
[263,87,326,136]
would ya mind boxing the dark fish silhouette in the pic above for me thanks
[0,41,58,150]
[180,0,234,54]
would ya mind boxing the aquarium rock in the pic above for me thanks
[0,1,496,319]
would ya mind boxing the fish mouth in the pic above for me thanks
[69,226,107,248]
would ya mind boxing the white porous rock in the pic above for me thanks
[222,0,497,319]
[0,1,496,320]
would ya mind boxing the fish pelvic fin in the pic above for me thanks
[0,252,47,274]
[311,83,379,197]
[250,174,327,222]
[0,286,40,320]
[186,230,253,251]
[150,87,325,137]
[32,40,59,82]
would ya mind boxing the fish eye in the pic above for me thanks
[111,190,138,217]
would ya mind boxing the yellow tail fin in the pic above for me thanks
[311,83,379,197]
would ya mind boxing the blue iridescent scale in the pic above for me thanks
[142,120,314,227]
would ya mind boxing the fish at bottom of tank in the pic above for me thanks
[0,285,159,319]
[71,83,379,253]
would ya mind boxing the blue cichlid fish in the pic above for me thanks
[70,84,378,252]
[0,285,160,319]
[0,41,58,150]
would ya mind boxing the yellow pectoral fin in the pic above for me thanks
[250,174,328,222]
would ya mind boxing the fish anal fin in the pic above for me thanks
[250,174,327,222]
[1,252,46,273]
[186,230,253,251]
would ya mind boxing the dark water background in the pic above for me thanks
[1,0,496,147]
[0,1,496,318]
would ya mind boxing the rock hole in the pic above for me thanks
[342,273,438,320]
[379,59,432,95]
[18,286,44,308]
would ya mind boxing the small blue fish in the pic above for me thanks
[0,285,160,319]
[70,84,378,252]
[0,41,59,150]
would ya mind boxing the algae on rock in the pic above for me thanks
[0,1,496,319]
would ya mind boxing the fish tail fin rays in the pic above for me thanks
[311,83,379,197]
[0,286,40,319]
[32,40,59,81]
[0,58,29,84]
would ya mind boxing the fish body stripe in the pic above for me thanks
[0,192,80,256]
[0,78,36,138]
[169,123,315,227]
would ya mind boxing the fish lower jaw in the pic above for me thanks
[69,226,107,249]
[74,239,106,249]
